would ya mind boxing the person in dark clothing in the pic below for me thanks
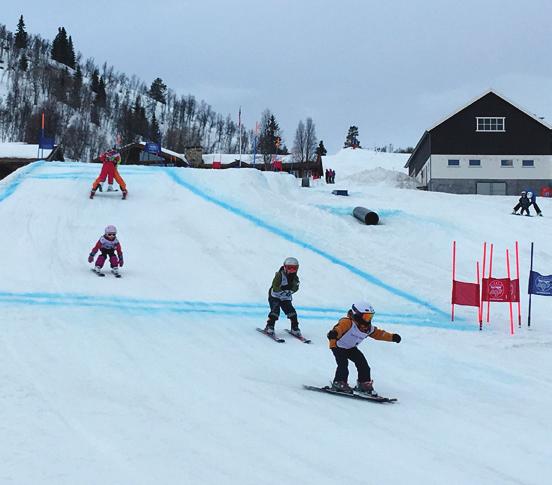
[264,257,302,337]
[512,191,531,216]
[527,191,543,216]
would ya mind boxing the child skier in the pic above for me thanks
[88,225,124,277]
[527,191,543,216]
[90,149,128,199]
[327,302,401,395]
[264,257,302,336]
[512,191,531,216]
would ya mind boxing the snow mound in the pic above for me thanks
[343,166,418,189]
[322,147,410,179]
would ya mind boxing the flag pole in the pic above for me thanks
[506,249,514,335]
[528,242,534,327]
[476,261,481,330]
[481,242,487,329]
[487,243,494,323]
[451,241,456,321]
[515,240,521,327]
[238,107,242,168]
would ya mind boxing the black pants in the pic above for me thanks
[532,201,542,215]
[267,293,298,327]
[332,346,371,382]
[513,203,530,215]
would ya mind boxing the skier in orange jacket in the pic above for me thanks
[90,149,127,199]
[327,301,401,395]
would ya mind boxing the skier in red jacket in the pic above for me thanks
[90,149,128,199]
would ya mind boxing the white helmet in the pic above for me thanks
[351,301,375,325]
[527,191,533,198]
[104,225,117,235]
[283,257,299,273]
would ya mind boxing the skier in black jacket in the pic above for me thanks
[264,257,302,337]
[512,191,531,216]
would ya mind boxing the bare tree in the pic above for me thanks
[292,120,306,162]
[304,117,317,162]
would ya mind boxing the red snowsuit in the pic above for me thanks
[92,152,127,192]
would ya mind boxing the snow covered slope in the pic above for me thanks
[0,157,551,484]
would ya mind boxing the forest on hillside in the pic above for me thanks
[0,17,323,162]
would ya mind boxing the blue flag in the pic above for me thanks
[39,135,55,149]
[144,142,161,154]
[528,271,552,296]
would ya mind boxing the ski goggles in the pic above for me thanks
[359,313,374,323]
[284,265,298,273]
[106,232,116,237]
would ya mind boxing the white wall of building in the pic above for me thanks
[428,155,552,180]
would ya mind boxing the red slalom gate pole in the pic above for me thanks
[506,249,514,335]
[481,242,486,329]
[477,261,482,330]
[451,242,455,321]
[487,243,494,323]
[515,241,521,327]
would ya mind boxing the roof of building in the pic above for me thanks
[426,89,552,132]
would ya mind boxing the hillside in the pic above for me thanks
[1,150,551,484]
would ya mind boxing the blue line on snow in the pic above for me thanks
[0,290,472,330]
[0,161,44,203]
[166,169,449,319]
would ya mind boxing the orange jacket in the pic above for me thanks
[328,314,395,349]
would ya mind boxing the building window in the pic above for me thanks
[448,159,460,167]
[501,159,513,167]
[469,159,481,167]
[522,159,534,167]
[476,117,505,132]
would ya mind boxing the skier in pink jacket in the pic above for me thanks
[88,225,124,277]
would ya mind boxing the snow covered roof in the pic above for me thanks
[0,142,53,159]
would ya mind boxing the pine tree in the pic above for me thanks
[91,69,100,93]
[51,27,75,68]
[149,78,167,104]
[132,96,148,138]
[344,126,361,148]
[95,76,107,108]
[54,69,68,103]
[68,64,83,108]
[18,53,29,71]
[51,27,67,64]
[67,36,76,69]
[15,15,28,49]
[259,110,283,156]
[315,140,327,158]
[149,112,161,142]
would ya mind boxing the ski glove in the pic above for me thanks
[88,254,94,263]
[119,258,124,267]
[327,330,338,340]
[392,334,401,343]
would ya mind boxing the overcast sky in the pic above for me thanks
[5,0,552,153]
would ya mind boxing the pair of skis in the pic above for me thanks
[91,268,122,278]
[256,327,311,344]
[303,385,397,403]
[90,189,127,200]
